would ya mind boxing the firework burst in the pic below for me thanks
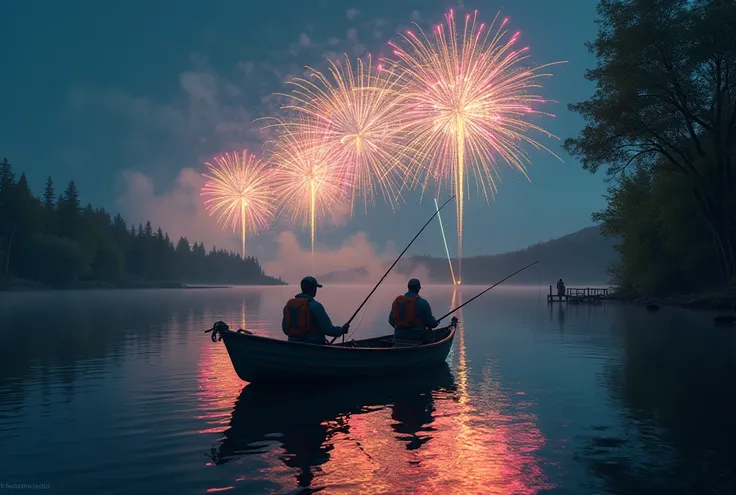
[266,121,351,254]
[387,9,563,281]
[200,150,275,259]
[278,54,415,212]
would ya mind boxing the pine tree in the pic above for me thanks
[57,181,82,240]
[0,158,15,194]
[41,177,56,234]
[42,177,55,210]
[62,181,80,210]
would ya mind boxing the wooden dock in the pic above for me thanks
[547,286,609,303]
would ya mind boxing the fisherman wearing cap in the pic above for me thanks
[389,278,439,342]
[282,276,349,345]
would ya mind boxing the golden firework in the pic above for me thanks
[278,54,415,212]
[387,10,563,281]
[200,150,275,259]
[266,121,351,254]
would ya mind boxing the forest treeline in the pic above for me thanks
[0,159,283,288]
[565,0,736,296]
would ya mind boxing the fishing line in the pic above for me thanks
[346,293,372,341]
[329,196,456,345]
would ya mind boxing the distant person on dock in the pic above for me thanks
[557,278,566,297]
[282,276,349,345]
[389,278,439,342]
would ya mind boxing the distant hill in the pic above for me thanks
[319,226,618,285]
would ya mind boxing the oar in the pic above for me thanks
[436,260,540,322]
[329,195,456,345]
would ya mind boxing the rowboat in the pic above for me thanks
[207,318,458,383]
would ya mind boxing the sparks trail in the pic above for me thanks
[200,150,275,259]
[387,9,565,281]
[435,197,457,285]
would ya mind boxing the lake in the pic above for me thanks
[0,285,734,494]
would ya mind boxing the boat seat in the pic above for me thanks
[391,338,424,348]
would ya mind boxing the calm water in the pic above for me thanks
[1,285,734,494]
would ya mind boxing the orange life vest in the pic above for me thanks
[283,298,319,337]
[391,295,424,329]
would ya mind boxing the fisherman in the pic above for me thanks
[389,278,439,342]
[557,278,566,297]
[282,276,349,345]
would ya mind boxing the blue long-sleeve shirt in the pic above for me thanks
[282,293,344,344]
[388,291,439,338]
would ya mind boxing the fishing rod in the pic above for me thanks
[436,260,540,322]
[329,195,456,345]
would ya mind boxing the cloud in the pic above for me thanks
[410,10,421,22]
[116,168,240,251]
[263,230,431,285]
[67,59,263,184]
[298,33,311,47]
[179,71,218,104]
[346,9,360,21]
[114,166,379,276]
[345,28,366,56]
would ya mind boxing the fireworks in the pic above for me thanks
[266,121,351,254]
[200,150,275,259]
[387,10,562,280]
[198,10,560,264]
[278,54,415,212]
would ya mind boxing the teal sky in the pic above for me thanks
[1,0,608,261]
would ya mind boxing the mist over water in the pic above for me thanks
[0,286,733,494]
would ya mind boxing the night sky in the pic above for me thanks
[1,0,607,265]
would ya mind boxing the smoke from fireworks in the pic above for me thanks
[388,9,563,281]
[279,54,415,212]
[266,121,351,255]
[200,150,275,259]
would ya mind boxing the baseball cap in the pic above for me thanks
[300,276,323,288]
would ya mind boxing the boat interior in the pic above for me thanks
[334,324,454,348]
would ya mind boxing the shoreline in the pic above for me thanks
[0,278,285,292]
[605,289,736,311]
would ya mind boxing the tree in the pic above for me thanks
[42,177,55,209]
[0,157,283,287]
[42,177,56,234]
[57,181,82,240]
[564,0,736,285]
[0,158,14,194]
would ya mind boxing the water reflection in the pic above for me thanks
[582,308,736,493]
[203,288,551,494]
[11,287,732,492]
[422,288,551,494]
[197,293,270,434]
[208,366,455,492]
